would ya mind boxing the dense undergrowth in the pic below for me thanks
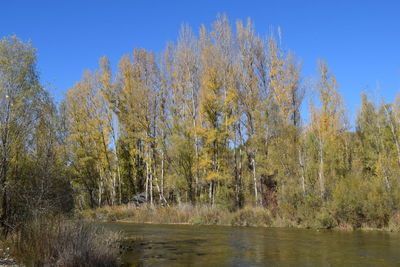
[6,217,121,267]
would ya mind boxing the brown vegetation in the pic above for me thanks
[10,217,121,267]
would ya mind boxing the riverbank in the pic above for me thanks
[80,204,400,232]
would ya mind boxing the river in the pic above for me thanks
[104,222,400,266]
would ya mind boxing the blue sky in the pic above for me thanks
[1,0,399,124]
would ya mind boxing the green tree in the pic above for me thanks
[0,36,44,233]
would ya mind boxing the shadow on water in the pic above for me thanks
[103,223,400,267]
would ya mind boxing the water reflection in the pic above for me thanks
[103,223,400,266]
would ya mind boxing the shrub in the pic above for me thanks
[11,217,120,266]
[189,205,230,225]
[231,207,272,227]
[330,177,366,229]
[388,211,400,232]
[315,208,337,229]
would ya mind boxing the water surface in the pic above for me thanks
[104,223,400,266]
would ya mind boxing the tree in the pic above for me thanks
[0,36,73,234]
[64,71,113,208]
[0,36,44,233]
[114,49,162,204]
[236,19,269,206]
[99,56,122,205]
[167,25,201,204]
[309,60,346,199]
[197,16,236,205]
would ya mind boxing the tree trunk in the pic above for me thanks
[252,157,258,206]
[145,161,149,202]
[161,151,165,203]
[148,144,154,205]
[299,148,306,194]
[318,140,325,199]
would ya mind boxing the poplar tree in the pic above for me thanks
[310,60,346,199]
[198,16,234,205]
[114,49,162,204]
[65,71,113,207]
[236,19,269,206]
[168,26,200,204]
[266,36,304,211]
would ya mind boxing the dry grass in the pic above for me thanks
[81,204,273,227]
[231,207,272,227]
[10,217,121,267]
[82,204,230,225]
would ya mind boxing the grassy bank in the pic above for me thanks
[80,204,400,232]
[81,204,273,227]
[81,204,286,228]
[6,217,121,266]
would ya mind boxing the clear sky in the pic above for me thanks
[1,0,399,124]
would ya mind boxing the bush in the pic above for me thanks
[231,207,272,227]
[189,205,230,225]
[315,208,337,229]
[361,179,392,228]
[11,217,121,266]
[388,211,400,232]
[330,177,366,229]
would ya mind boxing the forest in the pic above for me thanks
[1,15,400,245]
